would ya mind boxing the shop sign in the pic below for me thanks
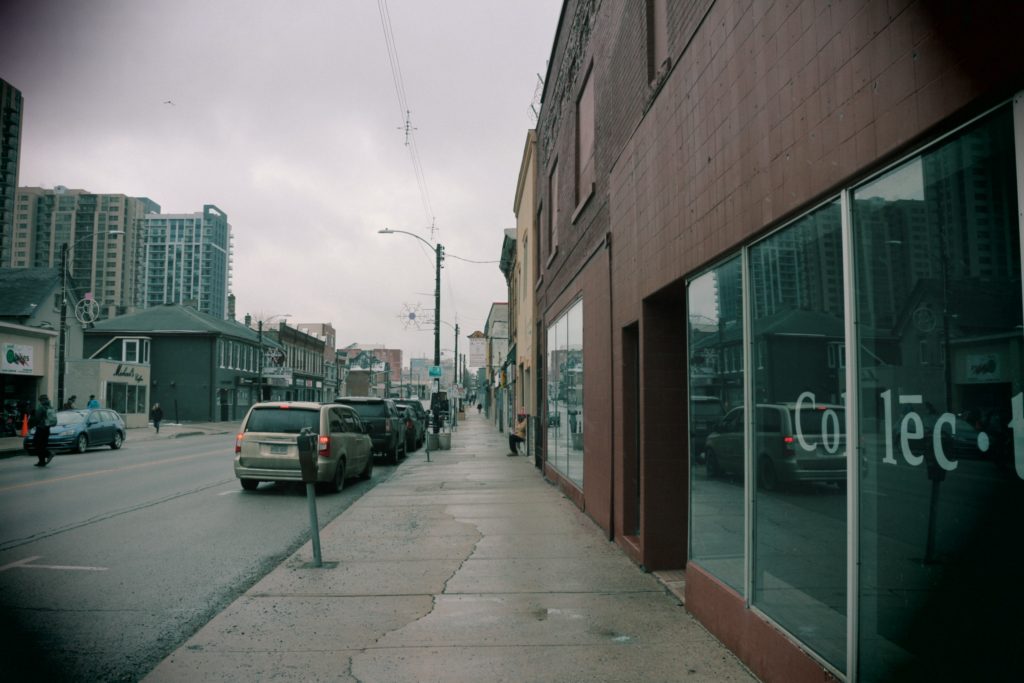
[113,364,146,383]
[2,344,33,374]
[877,389,1024,480]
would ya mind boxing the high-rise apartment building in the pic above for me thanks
[0,79,24,266]
[8,187,159,319]
[140,205,232,319]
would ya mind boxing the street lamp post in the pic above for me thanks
[256,314,290,402]
[57,230,124,408]
[378,228,444,390]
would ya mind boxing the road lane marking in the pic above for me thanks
[0,556,107,572]
[0,450,224,493]
[0,556,41,572]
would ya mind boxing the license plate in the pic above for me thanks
[270,444,288,455]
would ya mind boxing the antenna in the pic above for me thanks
[398,109,417,146]
[529,73,544,123]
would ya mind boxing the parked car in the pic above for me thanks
[333,397,406,464]
[393,405,418,453]
[23,408,126,453]
[394,399,428,449]
[233,401,373,493]
[690,395,725,465]
[704,402,847,490]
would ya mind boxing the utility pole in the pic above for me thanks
[57,243,69,408]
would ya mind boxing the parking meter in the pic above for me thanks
[297,428,319,483]
[296,427,324,567]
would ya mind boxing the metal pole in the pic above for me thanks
[434,242,442,381]
[452,323,459,429]
[257,320,263,402]
[306,482,322,567]
[57,243,68,408]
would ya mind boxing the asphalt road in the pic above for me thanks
[0,434,396,681]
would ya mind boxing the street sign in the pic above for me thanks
[429,365,443,377]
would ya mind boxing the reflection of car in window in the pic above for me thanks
[704,402,847,490]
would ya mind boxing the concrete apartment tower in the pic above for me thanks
[140,205,233,319]
[8,186,160,320]
[0,78,23,266]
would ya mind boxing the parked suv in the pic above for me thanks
[704,402,847,490]
[234,401,373,493]
[394,399,428,450]
[333,397,405,464]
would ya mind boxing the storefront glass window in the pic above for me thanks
[547,300,583,485]
[750,199,847,671]
[688,257,744,591]
[853,104,1022,681]
[566,301,584,485]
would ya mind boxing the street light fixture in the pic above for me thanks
[256,313,291,402]
[378,228,444,392]
[58,230,125,407]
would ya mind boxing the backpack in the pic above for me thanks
[45,406,57,426]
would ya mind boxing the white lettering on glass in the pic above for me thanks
[876,390,1023,481]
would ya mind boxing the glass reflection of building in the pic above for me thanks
[688,102,1022,681]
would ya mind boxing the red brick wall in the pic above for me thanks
[539,0,1024,556]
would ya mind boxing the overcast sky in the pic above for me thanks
[0,0,561,366]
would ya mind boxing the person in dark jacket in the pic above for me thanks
[150,403,164,433]
[32,395,55,467]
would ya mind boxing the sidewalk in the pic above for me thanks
[0,420,234,458]
[145,412,757,682]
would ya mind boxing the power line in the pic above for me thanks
[377,0,435,230]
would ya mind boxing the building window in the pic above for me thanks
[750,198,847,672]
[576,69,595,207]
[686,101,1023,679]
[853,103,1020,681]
[123,339,139,363]
[546,299,583,486]
[106,382,147,415]
[646,0,668,82]
[548,162,559,259]
[687,257,743,592]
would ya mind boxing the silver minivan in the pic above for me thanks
[704,402,847,489]
[234,401,373,493]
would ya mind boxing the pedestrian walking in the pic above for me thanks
[508,411,527,456]
[86,395,100,409]
[62,395,77,410]
[31,394,56,467]
[150,403,164,433]
[477,403,482,414]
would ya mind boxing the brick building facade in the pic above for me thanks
[535,2,1024,681]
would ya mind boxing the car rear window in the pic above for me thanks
[692,401,724,418]
[340,403,386,419]
[245,407,320,433]
[791,407,846,435]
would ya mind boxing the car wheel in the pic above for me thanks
[758,455,778,491]
[110,431,123,450]
[76,433,88,453]
[706,448,720,477]
[240,478,259,491]
[328,458,346,493]
[359,453,374,480]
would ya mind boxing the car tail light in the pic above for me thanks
[782,435,796,457]
[318,435,330,458]
[235,433,244,454]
